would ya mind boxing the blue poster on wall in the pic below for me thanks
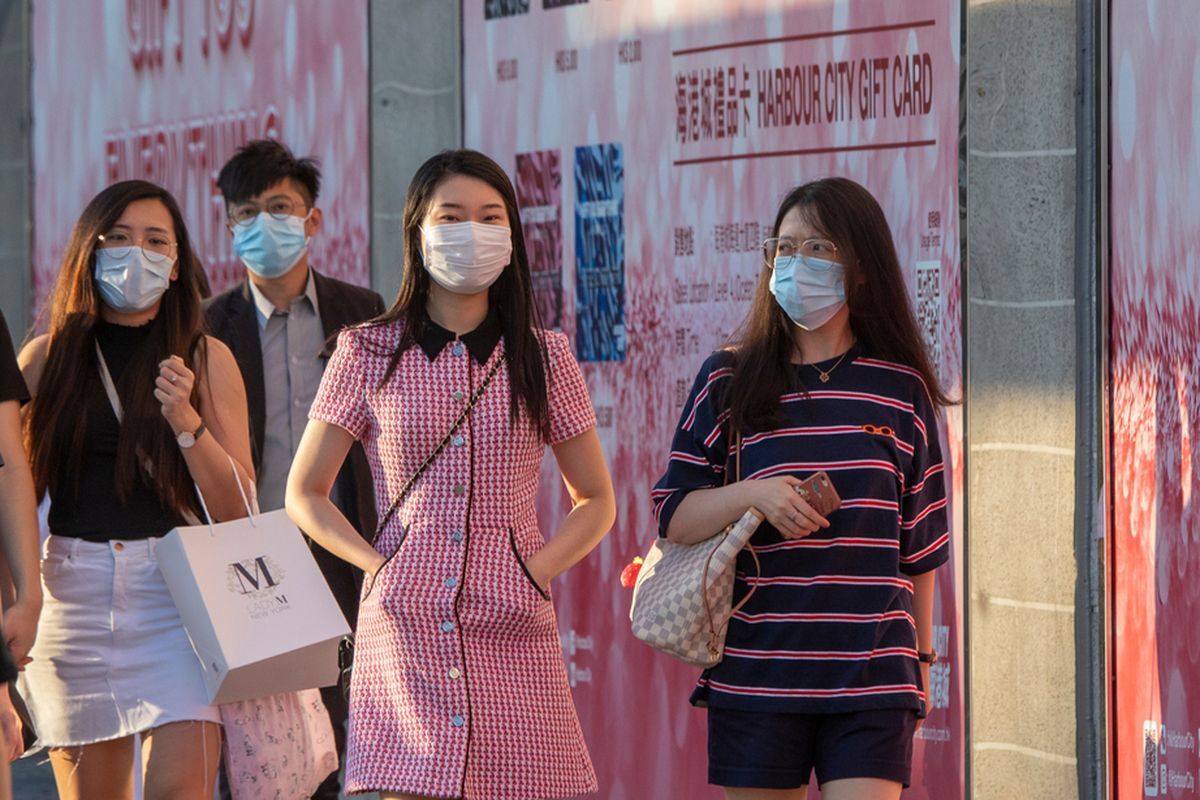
[574,143,625,362]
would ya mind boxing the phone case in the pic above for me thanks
[795,471,841,517]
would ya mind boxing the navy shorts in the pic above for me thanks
[707,706,918,789]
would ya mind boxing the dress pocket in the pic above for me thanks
[361,525,409,601]
[508,527,549,601]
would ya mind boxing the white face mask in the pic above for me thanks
[421,221,512,295]
[94,248,174,313]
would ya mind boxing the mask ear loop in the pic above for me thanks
[417,225,431,268]
[298,207,315,248]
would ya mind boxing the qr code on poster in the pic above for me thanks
[1143,720,1159,796]
[914,261,941,368]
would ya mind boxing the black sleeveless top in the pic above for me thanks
[48,320,189,541]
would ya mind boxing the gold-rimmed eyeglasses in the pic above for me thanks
[96,232,177,263]
[762,237,841,268]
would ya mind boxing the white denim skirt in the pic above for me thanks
[19,535,220,747]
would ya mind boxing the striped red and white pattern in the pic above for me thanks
[652,346,949,715]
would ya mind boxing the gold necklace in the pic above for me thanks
[811,349,851,383]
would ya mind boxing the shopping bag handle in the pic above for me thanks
[193,454,258,534]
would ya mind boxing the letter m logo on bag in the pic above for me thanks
[227,555,285,596]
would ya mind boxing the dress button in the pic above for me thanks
[444,577,458,589]
[451,343,465,357]
[113,542,125,551]
[441,621,454,633]
[451,715,465,727]
[448,667,462,679]
[452,389,465,401]
[450,530,464,542]
[452,484,465,497]
[452,435,465,448]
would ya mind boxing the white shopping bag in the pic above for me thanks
[156,473,350,704]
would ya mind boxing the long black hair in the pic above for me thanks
[26,180,208,516]
[727,177,951,434]
[368,149,551,438]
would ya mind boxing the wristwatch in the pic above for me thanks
[177,423,207,449]
[918,649,938,664]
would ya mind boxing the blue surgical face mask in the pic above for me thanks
[232,212,310,278]
[94,248,174,313]
[769,254,847,330]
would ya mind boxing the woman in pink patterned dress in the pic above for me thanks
[286,150,615,800]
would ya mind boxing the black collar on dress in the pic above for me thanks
[417,309,502,364]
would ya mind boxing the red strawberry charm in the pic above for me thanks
[619,556,644,588]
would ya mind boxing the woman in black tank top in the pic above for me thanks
[17,180,254,800]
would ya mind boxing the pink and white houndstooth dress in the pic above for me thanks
[308,315,598,799]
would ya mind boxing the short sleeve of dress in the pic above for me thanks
[0,311,29,405]
[309,328,371,440]
[898,387,951,575]
[545,332,597,445]
[651,351,734,537]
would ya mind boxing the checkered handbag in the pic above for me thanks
[629,438,763,668]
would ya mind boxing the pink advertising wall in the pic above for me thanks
[465,2,965,797]
[1110,1,1200,797]
[30,0,370,310]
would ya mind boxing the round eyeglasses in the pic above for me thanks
[96,232,177,263]
[228,197,309,227]
[762,237,841,268]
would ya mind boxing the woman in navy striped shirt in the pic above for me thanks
[654,178,951,800]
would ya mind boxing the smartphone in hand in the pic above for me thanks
[794,472,841,517]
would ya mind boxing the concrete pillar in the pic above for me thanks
[964,0,1082,796]
[0,0,32,336]
[368,0,462,304]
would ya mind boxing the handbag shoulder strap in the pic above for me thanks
[724,431,742,486]
[369,354,504,547]
[735,433,742,482]
[701,431,759,655]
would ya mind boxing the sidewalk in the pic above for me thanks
[12,756,376,799]
[12,756,55,799]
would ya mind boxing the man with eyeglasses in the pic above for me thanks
[204,139,384,800]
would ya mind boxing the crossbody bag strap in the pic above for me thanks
[369,354,504,548]
[95,341,158,477]
[95,341,125,421]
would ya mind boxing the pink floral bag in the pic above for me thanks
[220,689,339,800]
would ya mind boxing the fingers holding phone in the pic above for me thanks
[747,476,827,538]
[779,472,841,541]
